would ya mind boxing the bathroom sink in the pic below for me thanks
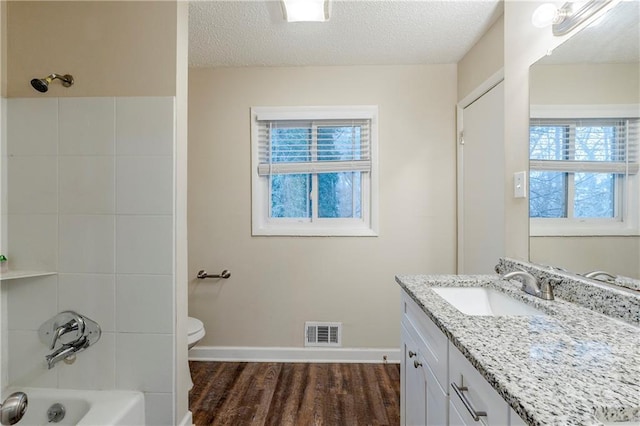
[431,287,546,316]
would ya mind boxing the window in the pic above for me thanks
[251,106,378,236]
[529,116,639,235]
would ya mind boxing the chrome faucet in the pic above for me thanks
[39,311,101,369]
[583,270,617,281]
[45,336,89,369]
[502,270,554,300]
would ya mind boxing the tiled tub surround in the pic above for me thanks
[396,274,640,426]
[4,97,176,425]
[496,258,640,326]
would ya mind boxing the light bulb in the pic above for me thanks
[532,3,560,28]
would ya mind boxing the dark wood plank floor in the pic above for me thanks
[189,361,401,426]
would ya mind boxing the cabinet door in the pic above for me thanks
[449,400,474,426]
[424,355,448,426]
[402,325,427,426]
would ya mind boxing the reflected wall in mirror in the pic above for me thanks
[528,0,640,281]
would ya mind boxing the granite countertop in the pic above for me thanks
[396,274,640,426]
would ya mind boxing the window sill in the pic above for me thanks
[530,221,640,237]
[252,227,378,237]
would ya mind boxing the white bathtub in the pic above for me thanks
[5,388,145,426]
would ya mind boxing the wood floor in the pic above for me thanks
[189,361,401,426]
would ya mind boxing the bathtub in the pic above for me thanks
[5,388,145,426]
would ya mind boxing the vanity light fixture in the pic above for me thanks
[281,0,330,22]
[532,0,619,36]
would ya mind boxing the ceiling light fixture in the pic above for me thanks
[281,0,330,22]
[532,0,619,36]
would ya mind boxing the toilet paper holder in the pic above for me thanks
[197,269,231,279]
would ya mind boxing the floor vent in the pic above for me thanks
[305,322,342,347]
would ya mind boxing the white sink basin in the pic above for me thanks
[432,287,546,316]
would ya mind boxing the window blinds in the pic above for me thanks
[256,119,371,176]
[530,118,639,174]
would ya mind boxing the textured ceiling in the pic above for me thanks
[539,1,639,65]
[189,0,503,67]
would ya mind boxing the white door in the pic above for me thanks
[458,81,505,274]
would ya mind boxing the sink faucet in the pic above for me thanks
[502,270,554,300]
[583,271,617,281]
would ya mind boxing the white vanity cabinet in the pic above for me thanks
[401,292,449,426]
[401,290,527,426]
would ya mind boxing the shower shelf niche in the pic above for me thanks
[0,271,57,281]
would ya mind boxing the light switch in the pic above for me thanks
[514,171,527,198]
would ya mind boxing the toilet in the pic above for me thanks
[187,316,205,390]
[188,317,205,349]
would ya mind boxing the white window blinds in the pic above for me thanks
[256,119,371,176]
[530,118,639,174]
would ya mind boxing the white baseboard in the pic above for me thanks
[189,346,401,364]
[178,411,193,426]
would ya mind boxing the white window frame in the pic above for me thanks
[251,106,379,236]
[530,104,640,237]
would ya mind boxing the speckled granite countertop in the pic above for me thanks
[395,273,640,426]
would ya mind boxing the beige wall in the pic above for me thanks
[457,14,504,102]
[7,1,177,97]
[530,63,640,105]
[530,236,640,278]
[188,65,457,348]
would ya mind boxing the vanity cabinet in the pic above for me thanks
[401,290,525,426]
[401,292,449,426]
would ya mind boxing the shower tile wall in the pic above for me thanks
[4,96,176,424]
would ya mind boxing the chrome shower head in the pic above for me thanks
[30,73,74,93]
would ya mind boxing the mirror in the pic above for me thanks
[528,1,640,283]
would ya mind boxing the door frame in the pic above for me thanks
[456,69,504,274]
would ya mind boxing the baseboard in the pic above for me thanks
[178,410,193,426]
[189,346,401,364]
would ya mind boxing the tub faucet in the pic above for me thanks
[45,336,89,369]
[502,270,554,300]
[39,311,101,369]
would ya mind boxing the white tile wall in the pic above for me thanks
[6,275,58,330]
[116,215,172,274]
[7,98,58,156]
[116,274,173,333]
[6,96,175,423]
[7,214,58,271]
[59,156,115,214]
[116,156,173,214]
[58,273,116,332]
[116,333,173,392]
[8,330,58,387]
[59,215,115,273]
[144,392,174,426]
[59,98,115,156]
[116,97,174,157]
[58,332,116,390]
[8,156,58,214]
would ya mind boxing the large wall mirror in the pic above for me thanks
[528,1,640,280]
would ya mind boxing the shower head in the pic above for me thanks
[30,73,74,93]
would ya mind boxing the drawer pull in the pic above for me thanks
[451,382,487,421]
[413,360,422,368]
[408,350,417,358]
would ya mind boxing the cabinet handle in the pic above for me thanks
[451,382,487,421]
[413,360,422,368]
[408,350,416,358]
